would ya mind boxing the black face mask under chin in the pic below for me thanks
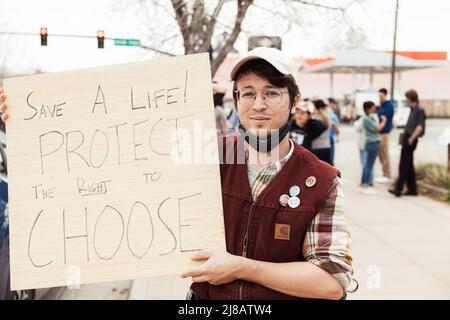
[239,119,292,153]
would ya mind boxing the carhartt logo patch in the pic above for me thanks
[274,223,291,240]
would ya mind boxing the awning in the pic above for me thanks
[301,49,448,74]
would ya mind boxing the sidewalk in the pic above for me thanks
[337,124,450,299]
[341,176,450,299]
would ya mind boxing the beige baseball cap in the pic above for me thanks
[229,47,301,86]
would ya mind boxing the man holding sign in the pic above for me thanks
[1,48,353,300]
[181,48,354,300]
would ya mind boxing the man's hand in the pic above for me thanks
[181,250,248,286]
[408,125,423,145]
[0,87,8,121]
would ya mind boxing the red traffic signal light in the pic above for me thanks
[97,30,104,49]
[40,27,48,46]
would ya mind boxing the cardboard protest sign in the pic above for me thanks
[4,53,226,290]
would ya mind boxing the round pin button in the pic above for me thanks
[306,176,317,188]
[279,194,290,207]
[288,196,300,208]
[289,185,300,197]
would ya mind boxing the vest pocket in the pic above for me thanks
[253,208,315,263]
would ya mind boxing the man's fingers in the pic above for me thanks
[191,275,210,283]
[181,267,205,279]
[1,113,8,122]
[0,102,7,113]
[191,250,213,261]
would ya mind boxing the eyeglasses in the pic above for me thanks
[295,109,308,115]
[235,89,289,108]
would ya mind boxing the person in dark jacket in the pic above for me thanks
[310,99,332,164]
[389,89,426,197]
[290,103,327,151]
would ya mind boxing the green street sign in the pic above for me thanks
[114,38,141,47]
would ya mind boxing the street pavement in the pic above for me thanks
[337,119,450,299]
[55,119,450,300]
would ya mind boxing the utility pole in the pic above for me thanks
[390,0,400,102]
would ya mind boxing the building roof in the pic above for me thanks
[301,49,448,74]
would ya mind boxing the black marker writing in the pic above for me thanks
[92,85,107,114]
[28,209,53,268]
[93,205,124,260]
[178,193,202,252]
[126,201,154,259]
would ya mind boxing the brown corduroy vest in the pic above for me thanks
[191,136,338,299]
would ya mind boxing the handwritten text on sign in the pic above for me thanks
[4,53,225,290]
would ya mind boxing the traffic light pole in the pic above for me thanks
[0,31,176,55]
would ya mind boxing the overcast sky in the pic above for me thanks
[1,0,449,75]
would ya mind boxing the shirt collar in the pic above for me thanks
[245,139,294,173]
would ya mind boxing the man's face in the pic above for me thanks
[294,109,309,127]
[406,97,416,107]
[379,92,387,104]
[236,72,292,137]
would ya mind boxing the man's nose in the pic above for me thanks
[252,93,267,111]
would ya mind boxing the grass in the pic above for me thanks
[416,163,450,202]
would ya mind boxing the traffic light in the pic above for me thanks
[40,27,48,46]
[97,30,104,49]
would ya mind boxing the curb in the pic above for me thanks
[417,181,450,201]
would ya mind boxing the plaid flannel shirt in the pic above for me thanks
[246,140,353,290]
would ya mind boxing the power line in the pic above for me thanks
[0,31,176,56]
[0,31,100,40]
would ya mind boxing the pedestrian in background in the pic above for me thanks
[290,102,327,151]
[353,115,373,186]
[342,94,354,123]
[360,101,386,194]
[224,104,240,135]
[389,89,426,197]
[311,99,332,165]
[327,97,340,166]
[375,88,394,184]
[213,84,228,137]
[327,97,340,119]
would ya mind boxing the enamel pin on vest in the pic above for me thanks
[279,194,290,207]
[306,176,317,188]
[279,185,301,208]
[288,196,300,208]
[289,185,300,197]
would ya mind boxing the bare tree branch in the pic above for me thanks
[202,0,226,51]
[171,0,190,52]
[211,0,253,76]
[138,0,365,77]
[289,0,352,12]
